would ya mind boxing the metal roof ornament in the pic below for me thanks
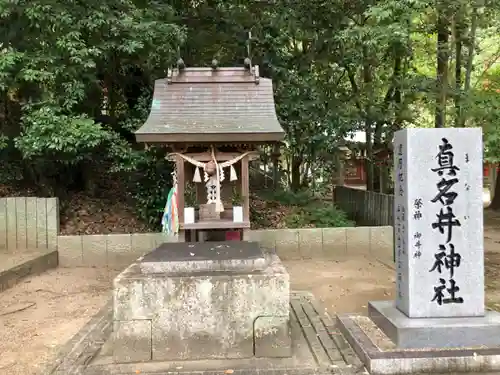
[211,59,219,70]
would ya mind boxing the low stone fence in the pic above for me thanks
[58,226,394,268]
[1,197,394,268]
[334,186,394,226]
[0,197,59,250]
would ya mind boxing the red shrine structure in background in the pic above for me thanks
[341,142,495,188]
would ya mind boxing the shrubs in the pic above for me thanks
[251,188,354,229]
[285,203,354,228]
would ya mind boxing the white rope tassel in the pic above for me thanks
[193,166,202,183]
[230,165,237,181]
[172,170,177,187]
[211,146,224,213]
[219,165,225,182]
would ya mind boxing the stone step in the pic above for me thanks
[0,249,58,292]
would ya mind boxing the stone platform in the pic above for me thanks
[337,309,500,375]
[45,292,365,375]
[113,242,291,362]
[140,241,268,273]
[369,300,500,349]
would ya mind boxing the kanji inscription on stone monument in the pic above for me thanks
[394,128,484,318]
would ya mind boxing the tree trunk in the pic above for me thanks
[435,4,449,128]
[372,163,381,192]
[272,144,280,189]
[381,162,391,194]
[393,54,403,131]
[362,43,375,191]
[365,134,374,191]
[290,154,303,192]
[463,6,477,93]
[454,13,464,127]
[489,169,500,210]
[372,119,386,193]
[458,4,478,127]
[82,161,97,196]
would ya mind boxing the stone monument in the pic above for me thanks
[369,128,500,348]
[337,128,500,374]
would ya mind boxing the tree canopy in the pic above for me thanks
[2,0,500,223]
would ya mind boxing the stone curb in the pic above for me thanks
[0,250,58,292]
[43,300,113,375]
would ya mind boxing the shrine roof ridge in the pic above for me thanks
[134,65,285,144]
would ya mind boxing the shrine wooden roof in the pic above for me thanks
[134,66,285,144]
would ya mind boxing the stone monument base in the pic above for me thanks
[337,300,500,374]
[369,300,500,349]
[337,312,500,375]
[112,242,291,363]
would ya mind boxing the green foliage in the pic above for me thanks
[0,135,7,150]
[15,106,110,161]
[0,0,186,220]
[231,185,242,205]
[184,182,197,208]
[255,188,354,228]
[473,66,500,163]
[2,0,500,222]
[123,149,173,228]
[110,91,174,227]
[285,204,354,229]
[264,189,315,207]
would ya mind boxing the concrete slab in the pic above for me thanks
[0,198,6,249]
[346,227,370,256]
[298,229,322,259]
[16,197,28,248]
[140,241,268,274]
[112,320,151,363]
[25,197,38,248]
[105,234,132,268]
[369,300,500,348]
[57,235,83,267]
[82,235,107,267]
[246,229,277,251]
[322,228,347,258]
[36,197,48,248]
[275,229,299,260]
[254,316,292,358]
[337,313,500,375]
[6,197,16,248]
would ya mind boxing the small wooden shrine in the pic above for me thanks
[135,58,285,241]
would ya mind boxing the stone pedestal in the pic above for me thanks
[368,300,500,349]
[112,241,291,363]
